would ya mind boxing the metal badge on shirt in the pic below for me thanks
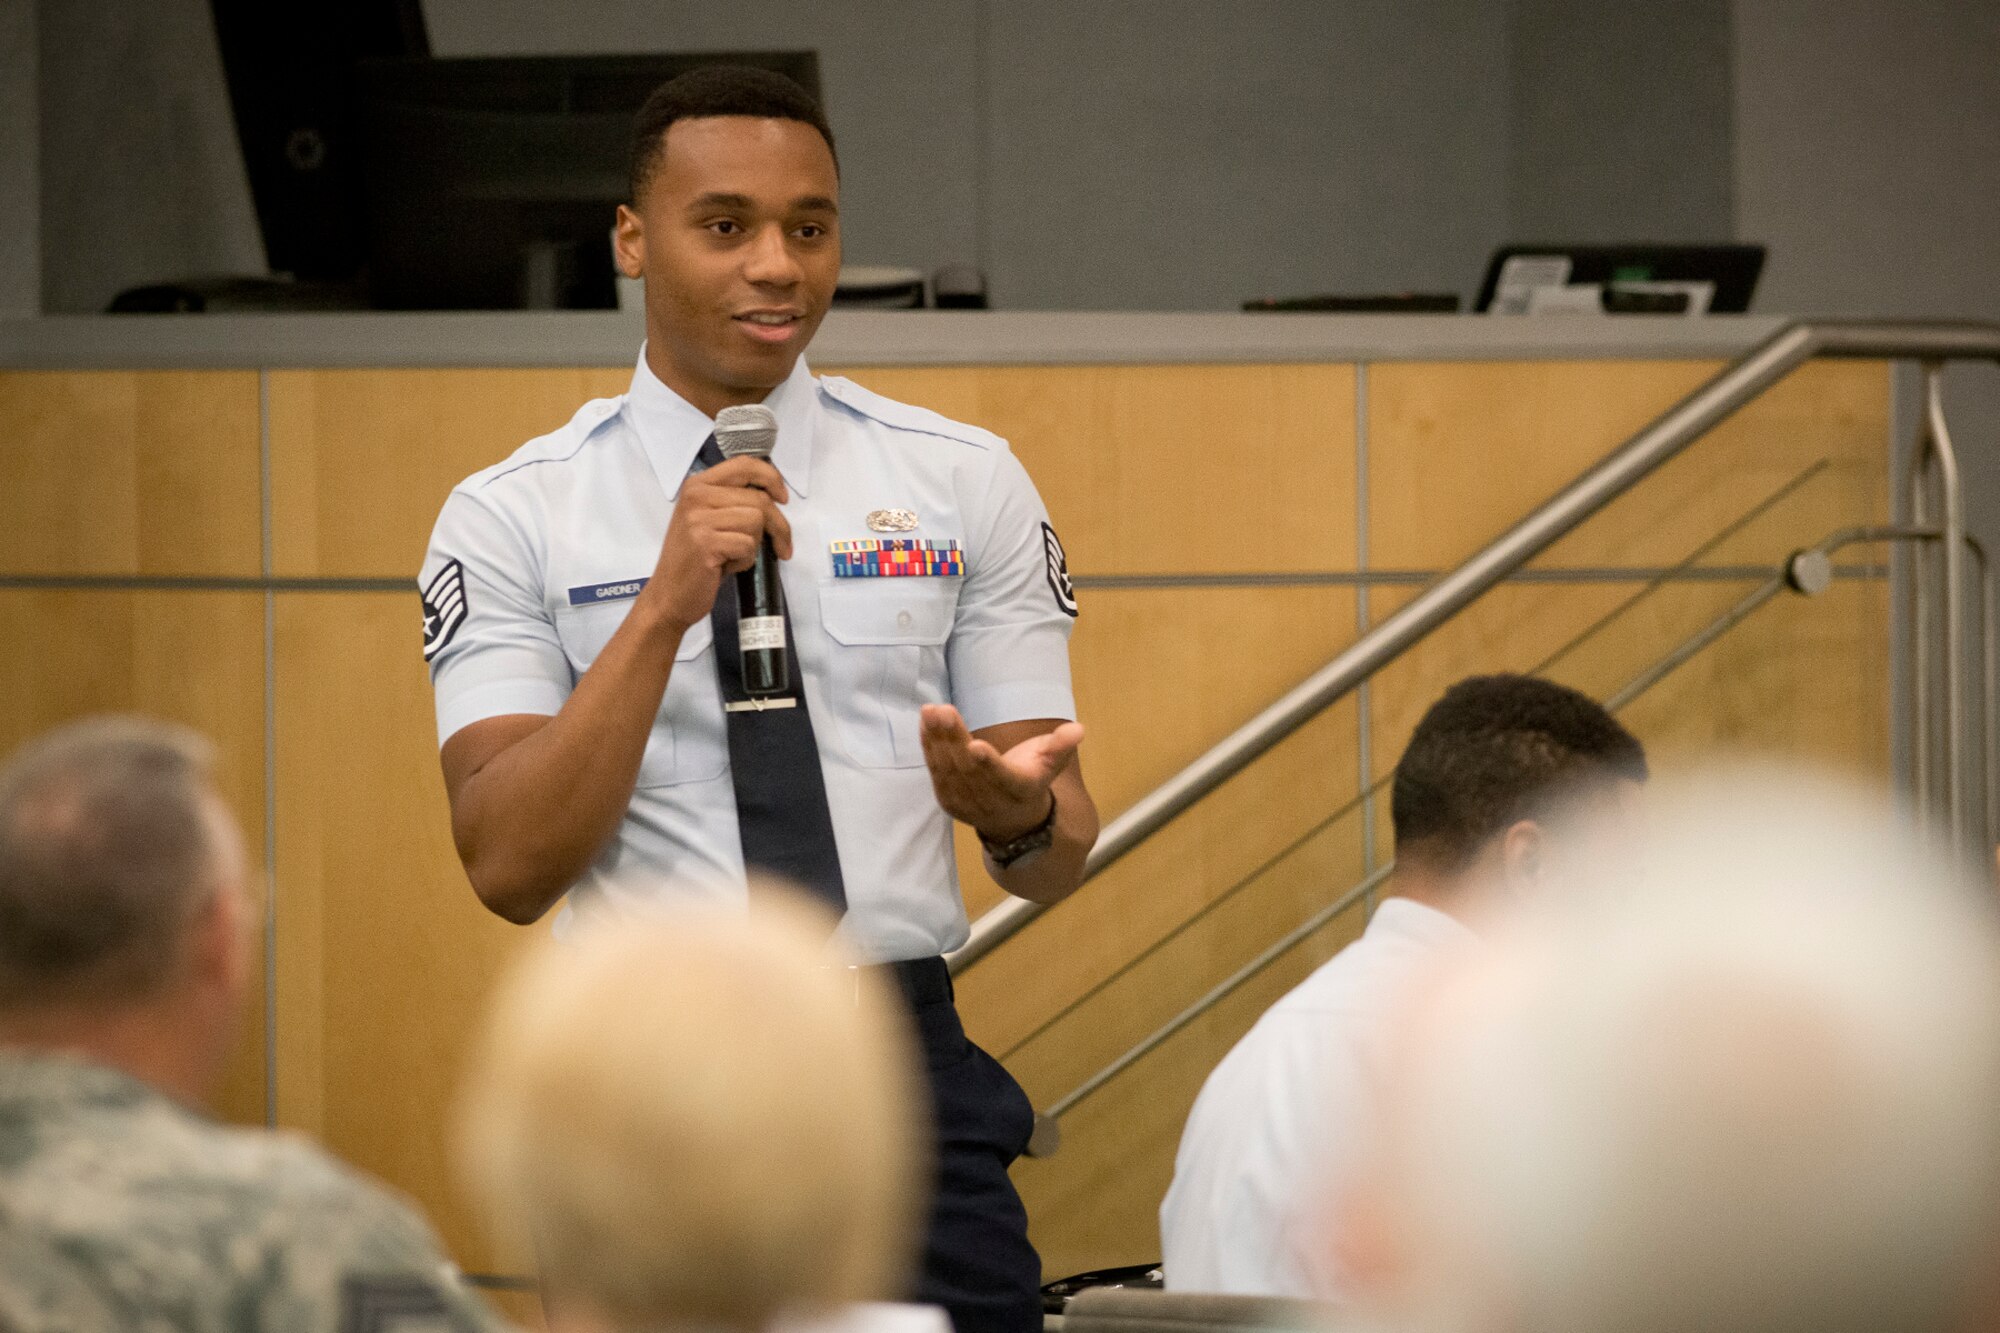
[867,508,920,532]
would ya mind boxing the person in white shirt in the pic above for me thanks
[421,66,1097,1333]
[1159,674,1647,1298]
[1338,765,2000,1333]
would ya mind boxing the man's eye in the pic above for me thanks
[709,219,743,236]
[796,223,826,240]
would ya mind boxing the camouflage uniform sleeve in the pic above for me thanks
[252,1148,517,1333]
[0,1229,132,1332]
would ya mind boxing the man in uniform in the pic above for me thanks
[420,66,1098,1333]
[0,717,504,1333]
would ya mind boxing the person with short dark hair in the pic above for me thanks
[420,65,1097,1333]
[626,65,839,202]
[0,717,506,1333]
[1159,675,1646,1298]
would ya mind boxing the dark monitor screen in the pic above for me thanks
[1474,244,1766,314]
[209,0,430,283]
[355,52,822,311]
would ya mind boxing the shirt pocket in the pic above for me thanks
[552,602,728,787]
[817,579,959,768]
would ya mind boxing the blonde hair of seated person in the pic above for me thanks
[455,891,928,1333]
[1342,765,2000,1333]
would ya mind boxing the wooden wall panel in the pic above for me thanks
[0,371,261,575]
[949,580,1360,921]
[1368,360,1890,572]
[0,590,268,1124]
[1366,576,1891,812]
[0,354,1894,1293]
[1614,579,1891,780]
[272,591,539,1276]
[954,588,1360,1054]
[268,369,628,578]
[825,365,1357,576]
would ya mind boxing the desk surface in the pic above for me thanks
[0,310,1795,370]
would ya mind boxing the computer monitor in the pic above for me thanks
[1474,244,1765,314]
[354,52,822,311]
[209,0,430,284]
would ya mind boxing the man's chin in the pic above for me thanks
[720,346,806,389]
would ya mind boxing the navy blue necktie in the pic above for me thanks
[696,435,848,916]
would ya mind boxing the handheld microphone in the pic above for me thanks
[713,404,788,696]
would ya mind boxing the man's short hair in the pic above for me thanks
[0,717,222,1007]
[455,893,924,1330]
[628,64,838,203]
[1390,674,1647,872]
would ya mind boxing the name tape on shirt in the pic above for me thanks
[567,578,650,607]
[830,539,964,579]
[421,559,467,661]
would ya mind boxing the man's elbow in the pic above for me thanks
[462,851,565,925]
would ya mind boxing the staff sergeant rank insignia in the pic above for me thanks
[421,559,467,661]
[1041,522,1078,617]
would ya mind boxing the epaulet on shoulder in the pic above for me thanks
[464,394,627,491]
[818,376,1004,451]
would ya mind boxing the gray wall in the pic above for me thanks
[425,0,1733,310]
[36,0,264,314]
[0,0,37,316]
[36,0,1738,312]
[1733,0,2000,543]
[1508,0,1735,243]
[423,0,1520,310]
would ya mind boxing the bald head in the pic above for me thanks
[0,717,238,1010]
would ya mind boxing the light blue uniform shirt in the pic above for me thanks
[419,352,1078,960]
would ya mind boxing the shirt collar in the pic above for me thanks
[0,1048,174,1113]
[1364,894,1482,949]
[625,345,819,500]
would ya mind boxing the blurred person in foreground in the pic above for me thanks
[1160,675,1647,1297]
[0,717,505,1332]
[455,892,930,1333]
[1341,766,2000,1333]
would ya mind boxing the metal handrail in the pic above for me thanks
[1032,521,1982,1134]
[949,320,2000,973]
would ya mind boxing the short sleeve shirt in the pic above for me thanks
[1159,898,1478,1298]
[420,352,1078,960]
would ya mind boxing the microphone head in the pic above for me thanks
[714,404,778,459]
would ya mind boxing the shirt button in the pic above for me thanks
[896,610,913,629]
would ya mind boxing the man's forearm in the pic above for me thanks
[451,602,688,922]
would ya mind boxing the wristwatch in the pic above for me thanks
[980,792,1058,870]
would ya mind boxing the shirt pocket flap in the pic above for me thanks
[556,601,712,670]
[818,582,956,647]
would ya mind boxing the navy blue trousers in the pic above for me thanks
[883,958,1042,1333]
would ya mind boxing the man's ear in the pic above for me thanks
[613,204,646,279]
[1498,819,1545,895]
[188,881,250,1001]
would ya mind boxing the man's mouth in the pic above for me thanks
[733,310,806,345]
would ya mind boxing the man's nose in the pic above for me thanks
[743,225,802,286]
